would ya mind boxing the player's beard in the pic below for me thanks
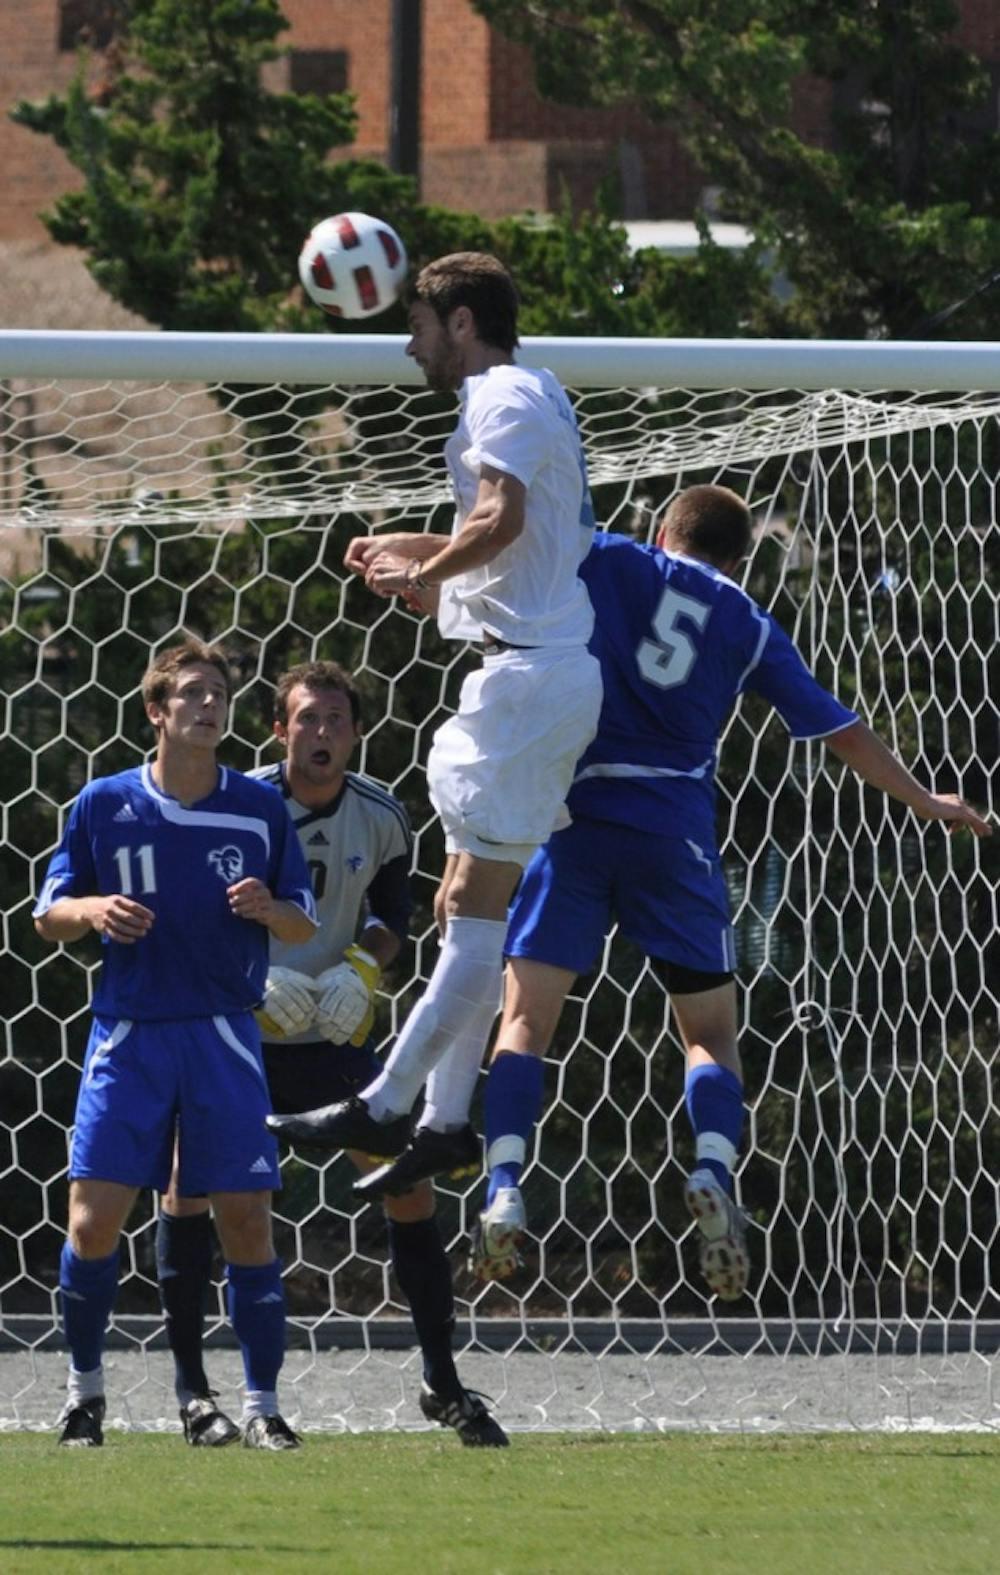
[422,340,464,393]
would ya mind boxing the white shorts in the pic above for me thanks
[427,644,603,865]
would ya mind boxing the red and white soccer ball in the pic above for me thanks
[298,212,408,320]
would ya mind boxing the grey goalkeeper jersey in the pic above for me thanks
[250,762,412,1046]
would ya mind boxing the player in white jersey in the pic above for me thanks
[32,640,318,1448]
[472,486,993,1291]
[157,662,507,1447]
[269,253,603,1200]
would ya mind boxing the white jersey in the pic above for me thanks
[250,763,412,1045]
[436,363,596,649]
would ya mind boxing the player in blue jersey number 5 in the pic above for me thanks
[473,486,993,1292]
[33,639,318,1448]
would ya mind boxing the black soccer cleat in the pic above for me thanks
[419,1381,509,1448]
[181,1393,241,1447]
[57,1396,105,1448]
[242,1413,302,1450]
[266,1096,410,1158]
[352,1122,482,1200]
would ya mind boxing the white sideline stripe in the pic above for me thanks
[685,839,714,875]
[574,756,714,784]
[735,606,772,690]
[213,1016,267,1084]
[86,1020,133,1084]
[487,1136,526,1170]
[141,764,271,852]
[696,1133,738,1169]
[723,926,737,972]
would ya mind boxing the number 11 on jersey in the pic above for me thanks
[113,843,157,895]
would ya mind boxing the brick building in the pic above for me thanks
[3,0,1000,242]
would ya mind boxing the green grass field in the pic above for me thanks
[1,1432,997,1574]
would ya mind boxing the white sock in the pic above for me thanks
[364,917,505,1121]
[242,1389,279,1422]
[67,1365,104,1407]
[422,1031,496,1132]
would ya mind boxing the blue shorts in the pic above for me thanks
[262,1038,381,1115]
[70,1013,280,1196]
[506,816,736,977]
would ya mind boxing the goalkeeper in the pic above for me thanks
[157,660,507,1448]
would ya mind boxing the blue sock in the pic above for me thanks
[387,1216,459,1398]
[684,1063,745,1195]
[484,1052,545,1207]
[59,1242,119,1374]
[156,1210,215,1401]
[226,1260,285,1396]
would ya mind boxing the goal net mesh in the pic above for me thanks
[1,337,996,1433]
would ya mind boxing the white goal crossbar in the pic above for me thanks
[7,328,1000,387]
[1,332,996,1435]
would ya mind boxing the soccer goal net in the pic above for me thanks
[1,330,996,1435]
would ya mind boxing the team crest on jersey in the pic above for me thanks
[345,853,364,873]
[208,844,245,882]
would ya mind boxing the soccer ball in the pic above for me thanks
[298,212,408,320]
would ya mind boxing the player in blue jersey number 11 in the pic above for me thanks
[33,639,318,1448]
[156,660,508,1448]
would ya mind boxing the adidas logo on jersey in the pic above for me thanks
[113,802,138,822]
[307,830,329,846]
[249,1155,272,1174]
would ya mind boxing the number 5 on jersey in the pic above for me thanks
[637,586,711,690]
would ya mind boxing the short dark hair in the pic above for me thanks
[142,638,232,708]
[409,252,520,352]
[658,485,753,565]
[273,660,361,727]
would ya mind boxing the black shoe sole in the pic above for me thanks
[353,1152,480,1200]
[185,1419,241,1447]
[58,1400,105,1447]
[267,1110,409,1156]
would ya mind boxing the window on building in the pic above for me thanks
[288,50,350,97]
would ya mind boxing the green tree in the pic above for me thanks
[10,0,769,340]
[473,0,1000,337]
[10,0,415,333]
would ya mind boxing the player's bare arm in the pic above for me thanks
[34,893,155,945]
[227,877,318,942]
[359,920,402,973]
[367,467,526,597]
[824,720,993,836]
[359,548,441,612]
[344,531,448,579]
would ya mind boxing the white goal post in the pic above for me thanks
[0,331,996,1435]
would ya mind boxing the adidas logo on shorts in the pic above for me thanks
[249,1156,272,1174]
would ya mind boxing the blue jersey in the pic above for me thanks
[570,532,857,845]
[34,763,317,1021]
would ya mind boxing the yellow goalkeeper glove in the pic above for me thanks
[313,944,381,1047]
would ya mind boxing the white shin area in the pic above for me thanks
[364,916,506,1121]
